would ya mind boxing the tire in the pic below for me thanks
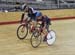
[17,24,28,40]
[30,30,42,48]
[46,30,56,46]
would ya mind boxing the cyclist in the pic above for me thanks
[20,4,42,28]
[36,13,51,41]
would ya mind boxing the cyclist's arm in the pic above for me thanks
[20,9,28,23]
[20,13,25,23]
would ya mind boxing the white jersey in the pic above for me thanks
[21,4,40,14]
[29,7,40,14]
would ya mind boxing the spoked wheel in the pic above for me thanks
[17,24,28,40]
[30,30,42,48]
[46,30,56,46]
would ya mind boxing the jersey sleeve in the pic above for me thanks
[30,7,37,14]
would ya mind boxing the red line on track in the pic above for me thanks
[0,16,75,25]
[51,16,75,21]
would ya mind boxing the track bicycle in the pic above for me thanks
[30,23,56,48]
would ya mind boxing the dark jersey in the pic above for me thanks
[37,16,51,27]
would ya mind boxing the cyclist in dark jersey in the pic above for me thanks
[36,13,51,41]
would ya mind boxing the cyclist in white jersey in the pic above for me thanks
[21,4,42,30]
[21,4,42,21]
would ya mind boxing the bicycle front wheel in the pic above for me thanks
[30,30,42,48]
[17,24,28,40]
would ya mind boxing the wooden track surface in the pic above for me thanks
[0,19,75,55]
[0,9,74,22]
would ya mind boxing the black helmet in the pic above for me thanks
[21,4,27,10]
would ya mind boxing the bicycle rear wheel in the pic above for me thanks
[30,30,42,48]
[47,30,56,46]
[17,24,28,40]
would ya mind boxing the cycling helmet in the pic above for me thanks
[21,4,27,10]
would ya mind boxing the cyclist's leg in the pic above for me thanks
[42,28,48,41]
[29,13,37,30]
[43,24,50,41]
[46,24,50,32]
[30,19,36,32]
[27,14,36,32]
[35,12,42,27]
